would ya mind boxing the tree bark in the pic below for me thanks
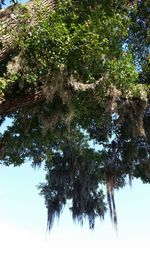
[0,90,45,117]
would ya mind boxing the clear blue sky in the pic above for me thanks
[1,163,150,266]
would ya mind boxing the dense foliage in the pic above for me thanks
[0,0,150,230]
[1,0,149,100]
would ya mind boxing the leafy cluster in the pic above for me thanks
[1,0,142,98]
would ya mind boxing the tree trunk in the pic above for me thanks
[0,0,56,117]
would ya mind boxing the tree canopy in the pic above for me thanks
[0,0,150,230]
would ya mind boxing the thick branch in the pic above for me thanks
[0,90,45,117]
[68,75,107,91]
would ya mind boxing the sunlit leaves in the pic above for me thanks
[15,0,135,88]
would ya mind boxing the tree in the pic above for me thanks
[1,0,149,117]
[0,0,150,229]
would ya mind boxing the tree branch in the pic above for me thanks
[0,90,45,117]
[68,75,107,91]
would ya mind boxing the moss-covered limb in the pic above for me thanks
[68,74,108,91]
[0,71,112,117]
[0,89,44,117]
